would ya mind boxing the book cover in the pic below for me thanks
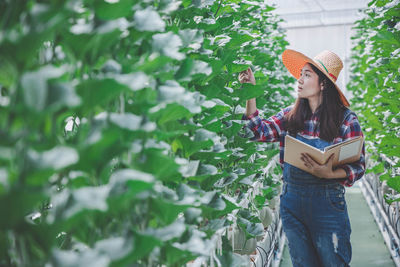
[283,135,364,173]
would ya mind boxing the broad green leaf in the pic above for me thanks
[136,149,181,182]
[51,249,110,267]
[175,58,194,80]
[152,103,193,124]
[114,72,151,91]
[163,243,197,266]
[178,29,204,48]
[179,160,200,178]
[109,112,156,132]
[216,249,249,267]
[0,58,17,88]
[48,186,110,222]
[126,233,162,262]
[214,173,239,188]
[95,238,132,261]
[144,218,186,241]
[233,83,266,101]
[237,217,264,239]
[47,82,81,110]
[366,162,384,174]
[387,176,400,193]
[172,229,213,256]
[28,146,79,170]
[184,208,202,224]
[94,0,134,20]
[134,8,166,32]
[21,65,67,111]
[150,197,189,225]
[0,191,45,229]
[109,169,154,196]
[197,164,218,175]
[158,80,186,101]
[152,32,185,60]
[76,78,128,113]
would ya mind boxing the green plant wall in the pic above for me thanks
[347,0,400,203]
[0,0,294,266]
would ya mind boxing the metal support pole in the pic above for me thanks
[360,177,400,266]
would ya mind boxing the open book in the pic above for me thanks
[283,135,364,172]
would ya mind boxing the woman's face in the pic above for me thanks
[297,63,322,100]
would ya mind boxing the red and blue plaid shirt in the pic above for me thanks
[242,106,365,187]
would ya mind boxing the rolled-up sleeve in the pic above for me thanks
[338,113,366,187]
[242,107,290,143]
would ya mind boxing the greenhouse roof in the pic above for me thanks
[268,0,370,28]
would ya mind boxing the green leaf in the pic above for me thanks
[237,217,264,239]
[233,83,266,101]
[63,30,122,62]
[28,146,79,171]
[48,186,110,222]
[21,65,67,111]
[222,121,243,138]
[214,173,239,188]
[178,29,204,48]
[109,112,155,132]
[175,58,194,80]
[76,78,128,113]
[109,169,154,196]
[0,190,46,229]
[0,58,17,88]
[171,229,213,256]
[164,243,196,266]
[144,218,186,241]
[95,0,134,20]
[152,32,184,60]
[133,149,181,182]
[95,237,132,261]
[366,162,385,174]
[114,72,151,91]
[134,7,166,32]
[51,248,110,267]
[150,197,189,225]
[115,233,162,263]
[387,176,400,193]
[202,194,238,219]
[216,249,249,267]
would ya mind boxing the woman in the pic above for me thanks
[239,49,365,267]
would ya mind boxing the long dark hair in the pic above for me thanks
[285,64,345,142]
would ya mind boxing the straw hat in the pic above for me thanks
[281,49,350,107]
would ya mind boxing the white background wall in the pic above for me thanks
[268,0,370,99]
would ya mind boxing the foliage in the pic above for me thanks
[0,0,294,265]
[347,0,400,203]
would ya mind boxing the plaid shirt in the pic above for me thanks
[242,106,365,187]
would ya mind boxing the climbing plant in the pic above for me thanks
[0,0,294,266]
[347,0,400,202]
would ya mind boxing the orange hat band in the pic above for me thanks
[315,59,337,81]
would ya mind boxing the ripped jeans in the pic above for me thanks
[280,181,352,267]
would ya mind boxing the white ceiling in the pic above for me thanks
[267,0,370,28]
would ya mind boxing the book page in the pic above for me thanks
[324,136,360,152]
[339,140,362,162]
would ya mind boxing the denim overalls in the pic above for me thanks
[280,134,352,267]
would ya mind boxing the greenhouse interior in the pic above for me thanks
[0,0,399,266]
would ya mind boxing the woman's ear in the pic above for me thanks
[320,80,327,91]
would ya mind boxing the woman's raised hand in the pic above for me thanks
[238,67,256,85]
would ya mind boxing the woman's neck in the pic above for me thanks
[308,94,323,113]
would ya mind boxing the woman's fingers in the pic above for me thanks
[238,68,255,85]
[247,68,252,76]
[301,153,314,167]
[239,72,249,83]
